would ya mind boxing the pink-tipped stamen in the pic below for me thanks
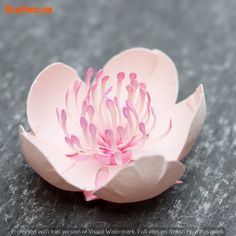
[80,116,90,143]
[117,126,125,144]
[89,123,98,149]
[98,87,113,127]
[117,72,125,98]
[106,99,117,132]
[85,68,93,88]
[129,73,138,100]
[114,96,122,125]
[126,85,134,101]
[129,72,137,80]
[60,109,68,134]
[81,100,88,117]
[87,105,95,123]
[101,76,109,95]
[139,122,146,137]
[122,106,133,133]
[91,82,98,106]
[95,69,103,82]
[104,129,116,151]
[139,82,146,90]
[137,88,146,113]
[126,100,139,135]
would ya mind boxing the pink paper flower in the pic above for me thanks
[19,48,206,203]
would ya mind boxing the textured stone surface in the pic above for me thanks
[0,0,235,235]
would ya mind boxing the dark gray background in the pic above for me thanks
[0,0,235,235]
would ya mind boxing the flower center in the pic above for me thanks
[57,68,157,166]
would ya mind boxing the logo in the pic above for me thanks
[5,3,53,14]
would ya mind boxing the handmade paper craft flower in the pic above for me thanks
[19,48,206,203]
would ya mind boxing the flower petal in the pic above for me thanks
[93,151,184,203]
[176,84,206,160]
[83,167,109,201]
[19,126,100,191]
[95,167,110,188]
[103,48,178,114]
[83,191,98,201]
[151,84,206,161]
[27,63,85,148]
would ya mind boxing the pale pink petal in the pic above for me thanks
[27,63,85,148]
[83,191,98,201]
[93,150,184,203]
[178,85,206,159]
[19,126,100,191]
[95,167,109,188]
[103,48,178,114]
[83,167,109,201]
[151,84,206,161]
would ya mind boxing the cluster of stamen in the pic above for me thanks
[56,68,157,166]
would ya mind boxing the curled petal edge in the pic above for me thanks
[177,84,206,160]
[19,126,100,192]
[92,154,185,203]
[148,84,206,161]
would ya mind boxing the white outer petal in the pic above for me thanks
[93,153,184,203]
[178,84,206,160]
[19,126,80,191]
[19,126,101,192]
